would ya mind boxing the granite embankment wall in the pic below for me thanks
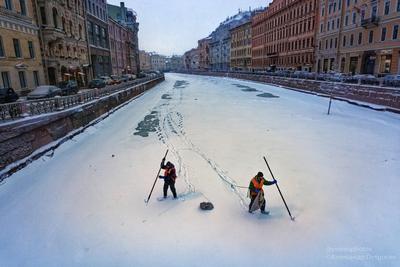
[181,71,400,112]
[0,76,164,175]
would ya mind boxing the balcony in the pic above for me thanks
[361,16,380,28]
[41,27,66,42]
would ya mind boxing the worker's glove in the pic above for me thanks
[273,180,277,184]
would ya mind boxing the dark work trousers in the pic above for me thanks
[249,194,266,211]
[163,179,177,198]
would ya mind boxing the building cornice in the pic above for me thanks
[0,7,39,34]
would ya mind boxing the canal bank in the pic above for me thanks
[0,76,165,178]
[177,71,400,113]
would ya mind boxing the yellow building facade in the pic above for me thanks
[0,0,45,95]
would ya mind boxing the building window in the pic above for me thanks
[381,27,386,41]
[88,21,93,44]
[384,0,390,15]
[13,39,21,58]
[339,0,342,10]
[398,0,400,11]
[28,41,35,58]
[394,25,399,39]
[52,8,58,28]
[372,5,377,17]
[343,35,346,46]
[327,21,330,31]
[19,0,26,15]
[18,71,27,88]
[5,0,12,10]
[33,71,40,86]
[345,15,349,26]
[39,7,47,24]
[0,36,4,57]
[69,21,73,37]
[358,32,363,44]
[350,34,354,45]
[79,24,82,39]
[369,30,374,43]
[352,12,356,24]
[347,0,350,7]
[1,72,11,88]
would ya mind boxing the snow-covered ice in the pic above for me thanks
[0,73,399,267]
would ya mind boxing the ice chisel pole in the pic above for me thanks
[263,156,295,221]
[145,149,169,204]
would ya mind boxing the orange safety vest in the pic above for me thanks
[164,167,177,180]
[250,177,265,196]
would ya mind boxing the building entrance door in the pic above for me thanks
[362,51,376,74]
[48,67,56,85]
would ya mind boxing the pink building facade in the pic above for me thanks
[108,17,129,76]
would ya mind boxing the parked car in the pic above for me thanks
[0,87,19,104]
[326,73,351,82]
[27,86,62,100]
[88,79,106,88]
[58,80,78,95]
[137,72,146,78]
[383,75,400,87]
[120,75,129,83]
[353,74,379,85]
[293,70,314,79]
[110,75,122,84]
[121,74,136,81]
[99,76,114,85]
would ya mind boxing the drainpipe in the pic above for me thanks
[33,0,48,84]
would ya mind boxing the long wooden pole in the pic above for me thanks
[263,156,295,221]
[145,149,169,204]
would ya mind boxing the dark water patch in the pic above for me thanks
[134,111,160,137]
[241,88,258,92]
[174,80,189,89]
[257,92,279,98]
[162,94,172,100]
[232,83,258,92]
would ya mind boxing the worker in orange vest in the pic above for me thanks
[159,158,177,199]
[248,172,276,214]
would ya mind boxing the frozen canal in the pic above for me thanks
[0,73,399,266]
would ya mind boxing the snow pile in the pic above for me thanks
[0,73,399,267]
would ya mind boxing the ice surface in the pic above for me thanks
[0,73,399,267]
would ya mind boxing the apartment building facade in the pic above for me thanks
[0,0,45,94]
[198,37,211,71]
[85,0,111,78]
[252,0,318,71]
[316,0,400,75]
[230,21,252,71]
[36,0,89,86]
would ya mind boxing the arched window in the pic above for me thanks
[79,24,82,39]
[52,7,58,28]
[69,21,73,37]
[62,17,66,31]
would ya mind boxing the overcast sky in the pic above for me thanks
[108,0,270,56]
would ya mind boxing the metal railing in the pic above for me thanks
[0,75,163,122]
